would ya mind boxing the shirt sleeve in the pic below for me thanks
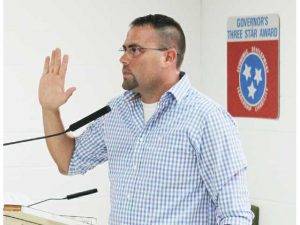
[196,107,254,224]
[68,117,108,175]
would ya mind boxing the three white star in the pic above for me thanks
[242,64,252,81]
[247,82,257,99]
[254,68,262,85]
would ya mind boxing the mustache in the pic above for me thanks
[122,66,132,74]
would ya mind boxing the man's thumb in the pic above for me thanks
[64,87,76,101]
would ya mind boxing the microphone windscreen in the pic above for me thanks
[68,105,111,131]
[66,188,98,200]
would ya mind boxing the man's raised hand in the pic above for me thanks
[38,48,76,111]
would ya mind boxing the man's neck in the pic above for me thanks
[140,71,181,103]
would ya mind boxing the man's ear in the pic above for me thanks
[162,48,177,67]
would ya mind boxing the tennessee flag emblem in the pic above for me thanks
[227,14,279,118]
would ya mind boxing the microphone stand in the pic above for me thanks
[3,129,71,146]
[3,105,111,146]
[27,188,98,207]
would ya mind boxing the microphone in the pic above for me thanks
[27,188,98,207]
[68,105,111,132]
[66,188,98,200]
[3,105,111,146]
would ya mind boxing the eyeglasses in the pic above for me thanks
[119,45,168,58]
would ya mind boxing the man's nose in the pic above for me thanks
[119,52,130,65]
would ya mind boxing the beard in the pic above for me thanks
[122,73,139,91]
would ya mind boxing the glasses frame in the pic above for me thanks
[119,45,169,58]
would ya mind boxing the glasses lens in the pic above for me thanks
[130,47,140,56]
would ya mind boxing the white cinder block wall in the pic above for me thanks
[4,0,296,225]
[3,0,201,224]
[198,0,296,225]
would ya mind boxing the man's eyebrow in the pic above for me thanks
[123,44,140,49]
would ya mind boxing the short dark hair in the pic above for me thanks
[130,14,186,69]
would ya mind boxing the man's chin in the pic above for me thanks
[122,81,138,91]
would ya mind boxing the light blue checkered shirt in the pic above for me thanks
[69,73,254,225]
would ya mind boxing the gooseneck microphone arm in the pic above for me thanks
[27,188,98,207]
[3,105,111,146]
[3,130,70,146]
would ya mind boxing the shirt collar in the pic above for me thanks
[123,90,140,103]
[123,71,191,103]
[165,71,191,103]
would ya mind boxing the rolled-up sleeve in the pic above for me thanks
[68,117,108,175]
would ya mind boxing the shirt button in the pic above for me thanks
[133,164,138,171]
[139,137,144,142]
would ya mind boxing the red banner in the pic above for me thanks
[227,14,279,119]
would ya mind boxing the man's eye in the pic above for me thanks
[131,47,138,53]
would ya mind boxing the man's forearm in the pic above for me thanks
[42,109,75,175]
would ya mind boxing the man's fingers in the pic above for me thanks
[49,49,55,73]
[42,56,50,75]
[45,48,67,76]
[59,54,69,77]
[54,48,61,74]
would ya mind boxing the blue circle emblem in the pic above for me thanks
[239,53,266,106]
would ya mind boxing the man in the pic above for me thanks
[39,14,254,224]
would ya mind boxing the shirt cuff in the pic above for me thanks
[220,216,253,225]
